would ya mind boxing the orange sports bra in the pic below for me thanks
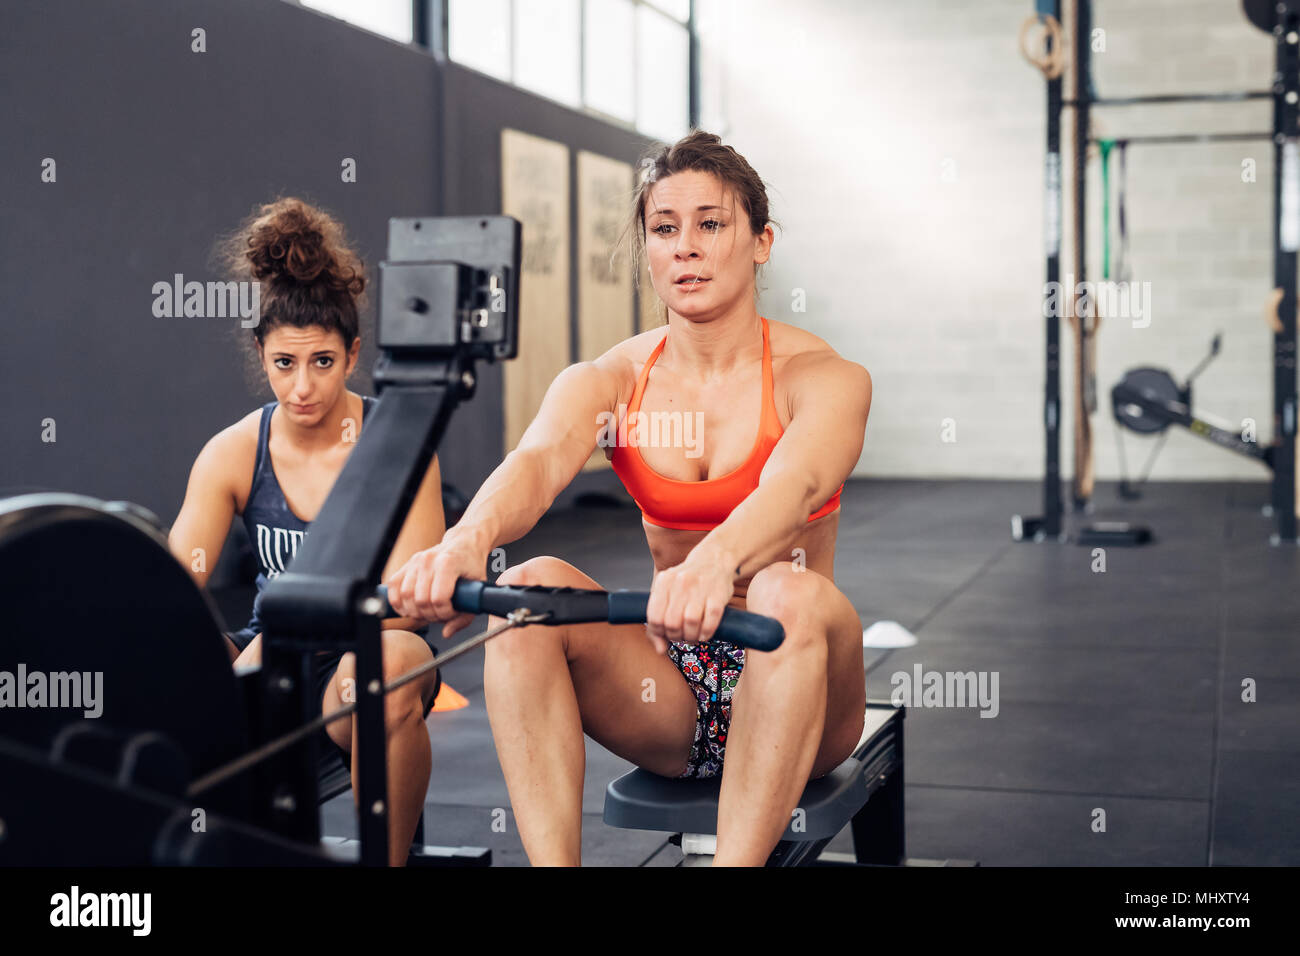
[610,316,844,532]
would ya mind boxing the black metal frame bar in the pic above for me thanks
[1067,91,1273,106]
[1271,4,1299,541]
[1012,0,1066,542]
[1071,0,1091,513]
[1090,132,1271,145]
[1028,0,1065,540]
[258,384,462,865]
[415,0,447,57]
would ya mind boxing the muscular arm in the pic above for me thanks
[170,429,246,661]
[694,354,872,577]
[379,453,446,631]
[384,357,626,628]
[445,359,621,553]
[168,430,242,590]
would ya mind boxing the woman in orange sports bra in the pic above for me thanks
[611,313,843,532]
[387,130,873,866]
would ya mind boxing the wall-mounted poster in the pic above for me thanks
[500,128,570,455]
[577,150,635,471]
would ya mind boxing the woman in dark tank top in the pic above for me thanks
[168,198,446,866]
[231,393,378,649]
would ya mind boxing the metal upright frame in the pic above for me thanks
[1270,3,1300,542]
[1017,0,1300,545]
[1071,0,1092,514]
[1013,0,1066,542]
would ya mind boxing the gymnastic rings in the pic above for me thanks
[1019,13,1065,81]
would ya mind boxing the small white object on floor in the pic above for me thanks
[862,620,917,648]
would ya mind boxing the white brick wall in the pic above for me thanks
[698,0,1278,481]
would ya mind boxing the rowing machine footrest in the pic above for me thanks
[1076,522,1153,546]
[319,837,491,867]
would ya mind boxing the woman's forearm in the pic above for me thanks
[445,447,560,554]
[692,469,818,578]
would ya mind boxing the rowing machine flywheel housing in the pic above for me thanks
[0,494,252,818]
[1111,367,1181,435]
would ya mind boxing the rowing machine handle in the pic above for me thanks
[374,582,784,651]
[605,590,785,652]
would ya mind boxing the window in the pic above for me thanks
[449,0,511,81]
[298,0,414,45]
[515,0,582,108]
[635,3,689,142]
[584,0,636,123]
[643,0,689,23]
[447,0,695,139]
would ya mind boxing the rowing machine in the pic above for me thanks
[1,215,523,866]
[0,494,784,865]
[1111,333,1274,500]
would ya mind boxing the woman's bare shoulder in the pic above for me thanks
[598,325,669,364]
[765,316,841,360]
[767,318,871,417]
[193,408,263,498]
[220,407,264,452]
[589,326,669,399]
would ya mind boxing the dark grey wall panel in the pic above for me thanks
[0,1,656,531]
[0,0,445,521]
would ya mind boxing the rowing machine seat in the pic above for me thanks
[603,701,907,866]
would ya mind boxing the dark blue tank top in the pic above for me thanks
[236,396,375,639]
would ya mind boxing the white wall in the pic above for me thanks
[697,0,1275,481]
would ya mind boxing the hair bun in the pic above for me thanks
[243,197,364,296]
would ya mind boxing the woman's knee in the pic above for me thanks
[381,631,436,723]
[744,565,833,658]
[486,556,587,663]
[233,633,263,669]
[494,555,583,588]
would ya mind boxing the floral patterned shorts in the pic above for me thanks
[665,639,746,779]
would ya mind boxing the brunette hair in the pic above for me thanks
[215,197,366,380]
[622,130,780,324]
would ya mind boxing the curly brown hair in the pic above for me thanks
[215,197,366,381]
